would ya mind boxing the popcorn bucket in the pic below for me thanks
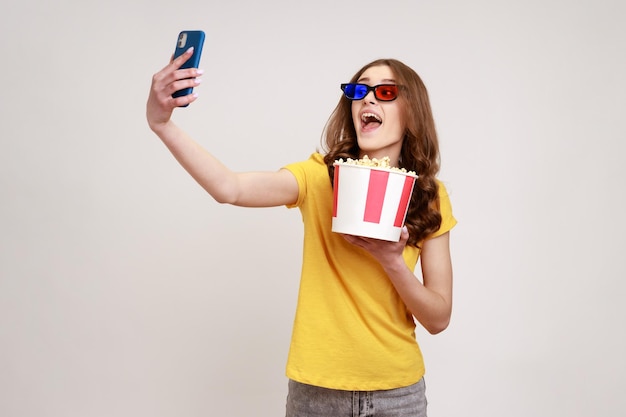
[332,162,417,242]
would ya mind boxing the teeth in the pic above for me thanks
[361,112,382,123]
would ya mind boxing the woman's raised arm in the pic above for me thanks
[146,48,299,208]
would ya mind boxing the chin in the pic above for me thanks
[356,137,379,152]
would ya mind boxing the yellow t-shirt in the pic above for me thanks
[284,153,457,391]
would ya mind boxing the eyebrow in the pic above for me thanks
[356,77,397,84]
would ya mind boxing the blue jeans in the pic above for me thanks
[285,378,427,417]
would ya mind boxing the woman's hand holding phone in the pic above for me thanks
[171,31,205,103]
[146,31,205,133]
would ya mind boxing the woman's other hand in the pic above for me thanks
[341,226,409,268]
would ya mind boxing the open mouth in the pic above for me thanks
[361,112,382,130]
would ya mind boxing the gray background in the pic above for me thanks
[1,0,624,416]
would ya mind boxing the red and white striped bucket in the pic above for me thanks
[332,162,417,242]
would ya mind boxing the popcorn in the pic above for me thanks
[334,155,416,175]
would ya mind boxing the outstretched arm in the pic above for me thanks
[146,48,298,207]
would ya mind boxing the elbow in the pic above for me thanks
[427,324,448,335]
[206,185,238,205]
[213,193,234,205]
[423,317,451,335]
[205,176,244,205]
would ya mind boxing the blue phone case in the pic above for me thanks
[172,30,205,102]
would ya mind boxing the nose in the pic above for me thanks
[363,89,378,104]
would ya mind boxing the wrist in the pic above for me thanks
[148,119,174,136]
[380,254,408,275]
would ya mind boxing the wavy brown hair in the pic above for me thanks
[322,59,442,247]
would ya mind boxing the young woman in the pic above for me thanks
[147,49,456,417]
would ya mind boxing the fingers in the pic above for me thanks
[155,48,195,85]
[153,47,202,91]
[342,231,408,252]
[166,47,201,82]
[341,234,372,250]
[150,66,203,106]
[171,89,200,107]
[169,75,203,96]
[147,48,203,128]
[152,67,203,94]
[168,46,195,67]
[399,226,409,244]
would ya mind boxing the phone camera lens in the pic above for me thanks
[177,33,187,48]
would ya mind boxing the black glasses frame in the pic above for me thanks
[340,83,400,102]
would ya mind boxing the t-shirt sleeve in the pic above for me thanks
[428,181,457,239]
[283,153,320,209]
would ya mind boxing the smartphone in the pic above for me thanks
[172,30,205,103]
